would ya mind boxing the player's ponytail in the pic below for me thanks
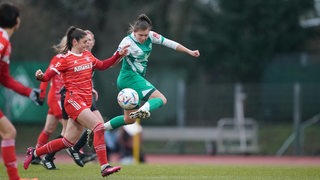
[52,36,67,54]
[129,13,152,33]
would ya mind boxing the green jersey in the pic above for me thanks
[117,31,178,100]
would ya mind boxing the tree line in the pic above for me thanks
[9,0,317,83]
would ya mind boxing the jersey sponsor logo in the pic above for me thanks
[55,62,61,68]
[74,63,92,72]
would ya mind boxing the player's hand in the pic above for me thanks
[189,50,200,58]
[29,88,44,106]
[118,44,130,56]
[35,69,44,80]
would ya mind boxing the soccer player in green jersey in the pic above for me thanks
[104,14,200,131]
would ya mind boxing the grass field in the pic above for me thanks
[1,162,320,180]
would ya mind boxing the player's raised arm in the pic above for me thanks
[175,44,200,58]
[95,44,130,70]
[150,30,200,58]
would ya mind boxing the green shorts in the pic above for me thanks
[117,71,156,102]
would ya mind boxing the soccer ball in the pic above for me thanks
[117,88,139,110]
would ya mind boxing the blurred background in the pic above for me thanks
[1,0,320,157]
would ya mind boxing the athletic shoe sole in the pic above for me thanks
[129,110,150,119]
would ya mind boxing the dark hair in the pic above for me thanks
[63,26,87,53]
[0,3,19,28]
[129,14,152,33]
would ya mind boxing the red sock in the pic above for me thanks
[36,130,50,148]
[35,137,74,156]
[1,139,20,180]
[93,123,108,165]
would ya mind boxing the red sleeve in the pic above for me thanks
[39,81,49,99]
[95,51,122,70]
[37,68,57,82]
[38,56,57,98]
[0,62,32,97]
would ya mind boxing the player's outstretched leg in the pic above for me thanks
[101,165,121,177]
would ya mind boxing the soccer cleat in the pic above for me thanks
[101,165,121,177]
[66,147,84,167]
[31,156,41,165]
[41,155,57,170]
[23,147,35,170]
[129,109,150,119]
[86,129,94,147]
[82,153,97,164]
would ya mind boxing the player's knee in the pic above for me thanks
[161,96,167,105]
[44,127,55,134]
[2,127,17,139]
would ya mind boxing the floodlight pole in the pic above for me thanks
[293,82,302,155]
[234,83,247,152]
[176,79,186,154]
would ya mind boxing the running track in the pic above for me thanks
[17,153,320,166]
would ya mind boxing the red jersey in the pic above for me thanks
[39,49,122,119]
[39,54,64,104]
[57,50,95,107]
[0,28,31,97]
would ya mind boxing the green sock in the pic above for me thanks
[108,115,126,130]
[144,98,164,111]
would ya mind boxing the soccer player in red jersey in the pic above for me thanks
[23,26,129,177]
[41,31,101,169]
[31,37,68,166]
[0,2,41,180]
[65,30,102,167]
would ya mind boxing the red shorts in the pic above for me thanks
[64,94,91,121]
[0,109,4,118]
[47,99,62,119]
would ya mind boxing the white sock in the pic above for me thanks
[139,102,150,111]
[33,150,38,157]
[104,121,112,130]
[101,163,110,170]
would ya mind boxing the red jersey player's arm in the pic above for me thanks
[0,62,32,97]
[95,51,123,70]
[39,81,49,99]
[36,68,57,82]
[95,44,130,70]
[38,62,53,99]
